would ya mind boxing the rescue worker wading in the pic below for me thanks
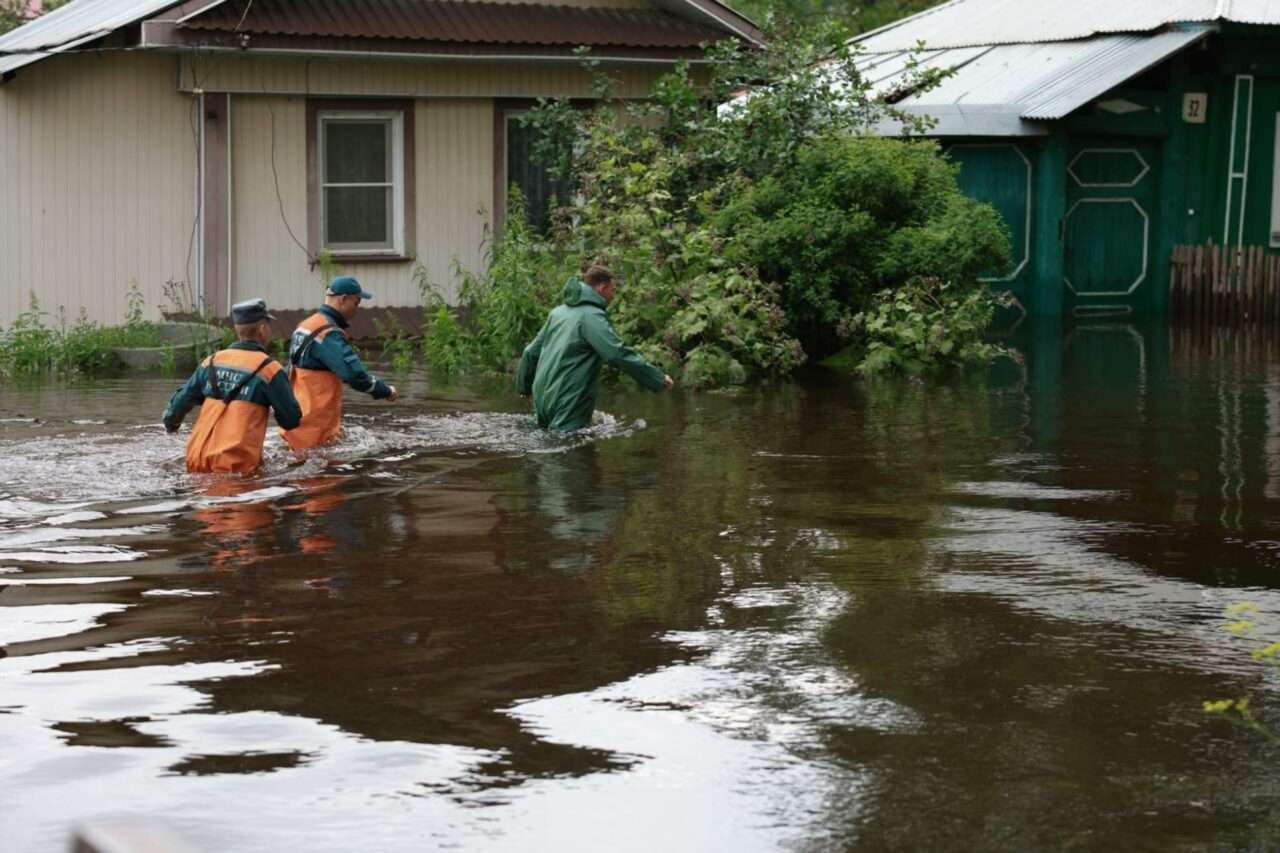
[163,298,302,475]
[281,276,399,451]
[516,265,674,431]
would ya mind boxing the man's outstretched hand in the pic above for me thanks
[386,386,400,402]
[663,375,675,391]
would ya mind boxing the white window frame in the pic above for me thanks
[317,109,406,256]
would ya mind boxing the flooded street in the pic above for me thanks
[4,321,1280,851]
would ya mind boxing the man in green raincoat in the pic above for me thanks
[516,265,674,431]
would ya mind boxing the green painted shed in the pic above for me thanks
[854,0,1280,320]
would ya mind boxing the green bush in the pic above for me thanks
[428,22,1009,385]
[843,276,1011,375]
[716,134,1010,356]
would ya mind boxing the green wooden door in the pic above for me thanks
[1063,139,1161,316]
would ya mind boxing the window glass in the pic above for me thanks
[319,113,400,252]
[324,121,390,184]
[325,186,391,246]
[506,116,573,233]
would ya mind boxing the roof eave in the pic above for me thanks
[877,104,1050,137]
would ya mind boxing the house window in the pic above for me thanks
[317,110,406,255]
[504,112,574,233]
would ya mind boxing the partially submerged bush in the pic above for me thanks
[717,134,1009,356]
[844,277,1012,375]
[424,21,1011,385]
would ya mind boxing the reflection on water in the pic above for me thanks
[4,325,1280,850]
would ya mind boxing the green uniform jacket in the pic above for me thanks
[162,340,302,432]
[290,305,393,399]
[516,277,666,431]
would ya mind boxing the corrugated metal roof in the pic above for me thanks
[864,25,1212,135]
[0,0,177,75]
[181,0,725,48]
[856,0,1277,52]
[1017,26,1210,119]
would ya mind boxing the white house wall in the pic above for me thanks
[0,53,196,327]
[0,51,673,327]
[231,95,492,310]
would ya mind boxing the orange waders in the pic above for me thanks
[185,350,279,475]
[281,313,345,451]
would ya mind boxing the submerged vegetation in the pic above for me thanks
[0,284,225,379]
[1204,603,1280,744]
[419,23,1012,386]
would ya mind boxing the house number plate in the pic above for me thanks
[1183,93,1208,124]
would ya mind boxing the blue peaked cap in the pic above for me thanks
[327,276,373,300]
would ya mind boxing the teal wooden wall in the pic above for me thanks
[946,27,1280,319]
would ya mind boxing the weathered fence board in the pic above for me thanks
[1170,241,1280,327]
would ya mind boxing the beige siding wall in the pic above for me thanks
[231,95,492,310]
[179,56,668,99]
[0,53,196,327]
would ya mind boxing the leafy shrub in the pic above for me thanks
[716,134,1010,356]
[429,21,1009,386]
[372,315,417,375]
[845,277,1011,375]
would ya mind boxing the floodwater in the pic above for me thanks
[4,320,1280,851]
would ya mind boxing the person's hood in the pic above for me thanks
[562,276,606,310]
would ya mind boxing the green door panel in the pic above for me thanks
[1064,139,1161,315]
[1064,199,1149,295]
[948,143,1033,288]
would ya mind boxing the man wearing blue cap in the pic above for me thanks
[163,298,302,474]
[281,276,399,451]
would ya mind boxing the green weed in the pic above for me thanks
[372,314,418,375]
[1204,603,1280,744]
[0,289,169,379]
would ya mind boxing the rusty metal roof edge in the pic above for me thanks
[179,1,726,49]
[652,0,763,46]
[158,43,720,66]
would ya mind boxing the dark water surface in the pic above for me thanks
[4,322,1280,851]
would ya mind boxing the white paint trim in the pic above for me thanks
[1270,113,1280,248]
[949,143,1033,283]
[1062,197,1150,296]
[1223,74,1254,248]
[175,0,233,25]
[1072,304,1134,317]
[225,92,233,314]
[1067,148,1151,188]
[197,91,205,304]
[1238,75,1255,249]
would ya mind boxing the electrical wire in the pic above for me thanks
[264,83,315,264]
[232,0,254,33]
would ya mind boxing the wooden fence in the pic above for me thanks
[1170,242,1280,326]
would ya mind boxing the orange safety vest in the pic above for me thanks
[185,349,280,475]
[280,312,346,451]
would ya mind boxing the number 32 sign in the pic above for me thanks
[1183,93,1208,124]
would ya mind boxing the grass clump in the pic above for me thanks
[0,285,166,378]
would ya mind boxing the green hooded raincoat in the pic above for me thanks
[516,277,666,431]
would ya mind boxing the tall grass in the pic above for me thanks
[0,285,166,378]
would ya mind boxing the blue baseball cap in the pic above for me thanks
[231,298,275,325]
[327,276,373,300]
